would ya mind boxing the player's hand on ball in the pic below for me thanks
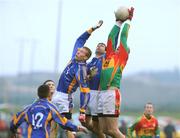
[77,126,88,133]
[115,6,129,22]
[92,20,103,30]
[128,7,134,20]
[78,113,86,123]
[115,6,134,22]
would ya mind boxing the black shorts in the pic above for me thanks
[85,114,99,121]
[92,115,98,121]
[61,112,72,120]
[98,113,119,117]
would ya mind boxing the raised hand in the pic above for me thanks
[92,20,103,30]
[128,7,134,20]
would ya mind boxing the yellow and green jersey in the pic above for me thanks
[100,22,130,90]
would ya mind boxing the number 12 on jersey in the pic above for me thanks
[32,112,44,129]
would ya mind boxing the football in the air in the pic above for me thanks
[115,6,129,21]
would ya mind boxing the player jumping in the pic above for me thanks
[52,20,103,138]
[97,7,134,138]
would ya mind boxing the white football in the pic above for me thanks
[115,6,129,21]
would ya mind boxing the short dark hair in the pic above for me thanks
[43,80,55,85]
[144,102,153,108]
[83,46,92,59]
[97,43,106,47]
[97,43,106,51]
[37,84,50,99]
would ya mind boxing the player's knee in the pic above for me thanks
[96,131,106,138]
[92,127,100,134]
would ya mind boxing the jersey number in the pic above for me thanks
[103,60,110,68]
[65,67,70,75]
[32,112,44,129]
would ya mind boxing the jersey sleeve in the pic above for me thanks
[71,31,91,59]
[10,108,28,131]
[76,64,90,113]
[117,22,131,72]
[155,119,160,137]
[50,104,78,131]
[86,61,91,74]
[86,59,95,78]
[127,116,141,138]
[106,25,120,57]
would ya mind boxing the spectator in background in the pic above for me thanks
[127,102,160,138]
[164,119,176,138]
[0,119,9,138]
[119,120,127,136]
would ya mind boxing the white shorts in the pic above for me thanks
[52,91,73,113]
[86,90,99,116]
[97,89,121,117]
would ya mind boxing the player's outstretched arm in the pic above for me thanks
[75,65,90,122]
[51,105,88,133]
[10,109,27,135]
[155,120,160,138]
[117,7,134,72]
[106,18,121,57]
[127,127,134,138]
[71,20,103,59]
[119,7,134,51]
[90,20,103,32]
[127,116,140,138]
[51,106,78,131]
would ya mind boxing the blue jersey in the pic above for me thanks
[57,31,91,113]
[10,99,78,138]
[87,55,104,90]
